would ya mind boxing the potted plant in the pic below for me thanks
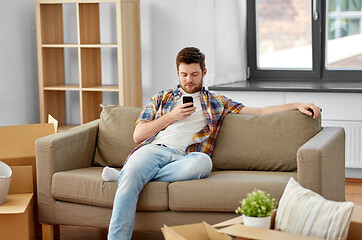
[235,189,277,229]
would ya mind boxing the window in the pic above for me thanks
[247,0,362,81]
[326,0,362,69]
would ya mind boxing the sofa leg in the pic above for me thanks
[42,224,60,240]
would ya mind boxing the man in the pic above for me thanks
[106,47,321,240]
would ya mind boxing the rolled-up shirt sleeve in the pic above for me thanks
[135,96,158,125]
[225,96,245,114]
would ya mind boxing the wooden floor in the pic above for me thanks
[345,178,362,206]
[58,179,362,240]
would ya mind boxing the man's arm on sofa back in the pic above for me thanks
[297,127,345,201]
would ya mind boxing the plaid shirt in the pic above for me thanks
[127,85,244,160]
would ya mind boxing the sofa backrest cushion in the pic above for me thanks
[212,110,321,171]
[93,104,142,167]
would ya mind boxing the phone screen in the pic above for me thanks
[183,96,194,108]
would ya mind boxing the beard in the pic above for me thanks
[180,78,203,94]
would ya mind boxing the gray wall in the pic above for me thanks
[0,0,215,126]
[0,1,40,126]
[140,0,216,105]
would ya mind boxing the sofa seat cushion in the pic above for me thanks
[51,167,169,211]
[168,171,297,212]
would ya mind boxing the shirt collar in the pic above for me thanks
[174,85,182,97]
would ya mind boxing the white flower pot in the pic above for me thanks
[0,161,12,205]
[242,214,271,229]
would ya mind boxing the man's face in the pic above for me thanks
[177,63,207,94]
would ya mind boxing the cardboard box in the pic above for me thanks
[0,123,55,161]
[163,206,362,240]
[0,166,35,240]
[347,205,362,240]
[162,222,232,240]
[0,123,55,239]
[162,215,316,240]
[0,123,55,187]
[217,207,362,240]
[218,223,320,240]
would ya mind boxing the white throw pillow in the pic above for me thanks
[275,178,354,240]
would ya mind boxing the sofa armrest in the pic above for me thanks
[297,127,345,201]
[35,119,99,224]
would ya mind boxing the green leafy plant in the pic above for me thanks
[235,189,277,217]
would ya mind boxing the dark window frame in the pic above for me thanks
[247,0,362,82]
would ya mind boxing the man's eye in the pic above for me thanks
[192,73,199,77]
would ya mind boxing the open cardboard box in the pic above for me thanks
[216,217,320,240]
[163,206,362,240]
[0,166,34,240]
[162,221,232,240]
[0,122,56,185]
[161,211,316,240]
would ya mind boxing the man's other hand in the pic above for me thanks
[296,103,322,119]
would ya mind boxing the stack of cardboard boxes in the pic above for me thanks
[0,123,55,240]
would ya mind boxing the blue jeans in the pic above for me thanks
[107,144,212,240]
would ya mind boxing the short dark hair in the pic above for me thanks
[176,47,205,72]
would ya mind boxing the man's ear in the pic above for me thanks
[203,68,207,77]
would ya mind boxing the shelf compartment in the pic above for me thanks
[39,3,77,44]
[79,3,100,44]
[43,90,66,125]
[40,4,63,44]
[42,48,65,86]
[81,91,102,124]
[42,47,79,87]
[43,90,81,126]
[80,47,118,88]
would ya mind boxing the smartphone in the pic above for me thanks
[183,96,194,108]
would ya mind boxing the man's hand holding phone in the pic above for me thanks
[180,96,195,118]
[182,96,195,114]
[169,96,195,121]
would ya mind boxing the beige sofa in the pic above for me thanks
[35,105,345,238]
